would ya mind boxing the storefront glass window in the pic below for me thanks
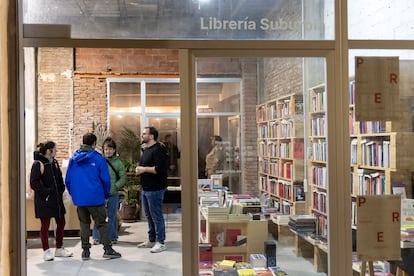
[348,0,414,40]
[23,0,334,40]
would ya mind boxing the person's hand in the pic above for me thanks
[135,166,144,175]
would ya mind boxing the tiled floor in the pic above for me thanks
[26,214,327,276]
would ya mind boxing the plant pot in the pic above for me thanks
[121,203,140,221]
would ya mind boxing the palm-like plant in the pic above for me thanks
[118,126,141,208]
[92,121,113,153]
[119,127,141,172]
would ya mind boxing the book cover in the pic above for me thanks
[199,243,213,262]
[224,255,244,263]
[236,268,257,276]
[254,267,273,276]
[401,198,414,225]
[210,228,225,247]
[392,182,407,199]
[293,142,304,158]
[226,229,242,246]
[237,235,247,246]
[219,259,236,269]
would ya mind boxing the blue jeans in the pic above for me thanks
[92,193,119,241]
[142,189,166,243]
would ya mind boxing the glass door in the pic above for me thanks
[189,54,341,276]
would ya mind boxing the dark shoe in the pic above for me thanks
[103,247,121,259]
[82,248,90,261]
[111,239,118,244]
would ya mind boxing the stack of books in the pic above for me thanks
[401,224,414,248]
[271,214,290,225]
[288,215,316,234]
[201,206,230,221]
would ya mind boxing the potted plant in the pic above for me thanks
[120,174,141,221]
[118,126,142,221]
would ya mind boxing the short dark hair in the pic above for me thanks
[103,137,117,150]
[146,126,159,141]
[83,133,97,146]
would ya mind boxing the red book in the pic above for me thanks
[224,255,243,262]
[225,229,241,246]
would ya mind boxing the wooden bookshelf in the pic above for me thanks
[307,84,328,242]
[199,210,267,262]
[256,93,306,216]
[349,79,414,227]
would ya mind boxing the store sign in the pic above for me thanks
[357,195,401,261]
[355,57,399,121]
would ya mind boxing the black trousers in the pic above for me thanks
[77,205,111,250]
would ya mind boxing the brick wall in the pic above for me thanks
[264,58,303,101]
[37,48,73,161]
[75,48,179,74]
[240,59,259,195]
[37,48,300,196]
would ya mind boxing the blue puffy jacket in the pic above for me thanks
[65,146,111,207]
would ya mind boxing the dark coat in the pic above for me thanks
[29,154,66,218]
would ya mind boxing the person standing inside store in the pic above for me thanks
[92,137,126,245]
[30,141,73,261]
[205,135,225,179]
[136,126,168,253]
[65,133,121,260]
[163,134,180,177]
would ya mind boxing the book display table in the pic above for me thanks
[291,230,328,273]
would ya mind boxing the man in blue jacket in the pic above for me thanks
[65,132,121,261]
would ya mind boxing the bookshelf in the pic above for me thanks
[307,84,328,242]
[199,209,267,262]
[348,79,414,227]
[256,93,306,216]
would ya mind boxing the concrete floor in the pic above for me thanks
[26,214,183,276]
[26,213,327,276]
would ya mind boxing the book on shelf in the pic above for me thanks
[218,259,236,270]
[401,198,414,225]
[210,228,225,247]
[249,254,267,268]
[200,261,213,269]
[237,235,247,246]
[401,240,414,248]
[199,243,213,263]
[293,184,305,201]
[295,99,304,114]
[226,229,242,246]
[293,142,304,158]
[234,262,252,270]
[253,267,272,276]
[392,182,407,199]
[271,214,290,225]
[228,213,250,221]
[224,255,244,263]
[236,268,256,276]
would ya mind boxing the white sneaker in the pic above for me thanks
[137,240,155,248]
[43,249,54,261]
[55,247,73,257]
[150,242,166,253]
